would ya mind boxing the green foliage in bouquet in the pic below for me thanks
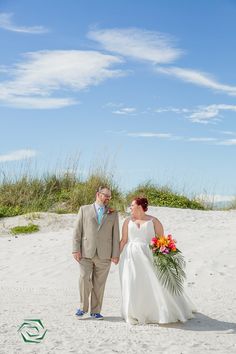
[153,250,186,296]
[150,235,186,296]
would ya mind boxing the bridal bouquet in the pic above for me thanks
[150,234,186,295]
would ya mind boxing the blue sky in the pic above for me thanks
[0,0,236,202]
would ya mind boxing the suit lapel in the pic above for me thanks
[91,203,98,224]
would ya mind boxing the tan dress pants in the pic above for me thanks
[79,252,111,313]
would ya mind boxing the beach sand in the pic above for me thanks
[0,207,236,354]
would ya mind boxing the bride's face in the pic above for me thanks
[130,200,141,216]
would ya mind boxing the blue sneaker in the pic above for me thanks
[90,313,104,320]
[75,309,87,317]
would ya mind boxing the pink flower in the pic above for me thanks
[151,237,157,245]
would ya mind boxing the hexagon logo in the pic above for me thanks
[18,319,47,343]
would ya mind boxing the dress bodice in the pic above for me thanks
[127,219,155,244]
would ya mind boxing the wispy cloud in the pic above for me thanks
[154,104,236,124]
[217,139,236,145]
[89,28,236,98]
[219,130,236,136]
[2,96,77,110]
[125,131,227,145]
[157,66,236,96]
[0,12,48,34]
[112,107,136,115]
[0,149,37,162]
[103,102,123,108]
[155,107,190,114]
[104,102,140,115]
[88,28,182,63]
[188,106,221,124]
[188,104,236,124]
[127,132,173,138]
[187,137,217,142]
[0,50,124,109]
[127,132,218,143]
[110,129,236,146]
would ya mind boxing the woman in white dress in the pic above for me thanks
[119,197,196,325]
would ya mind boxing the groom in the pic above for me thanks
[72,186,120,320]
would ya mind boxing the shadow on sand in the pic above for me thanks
[76,315,123,322]
[158,312,236,333]
[76,312,236,333]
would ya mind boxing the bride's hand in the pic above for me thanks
[73,251,82,262]
[111,257,119,265]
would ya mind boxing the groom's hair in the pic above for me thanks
[97,186,111,193]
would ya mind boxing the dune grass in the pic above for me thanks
[0,176,206,218]
[0,164,125,217]
[0,159,212,218]
[227,198,236,210]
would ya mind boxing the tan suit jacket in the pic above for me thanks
[72,204,120,259]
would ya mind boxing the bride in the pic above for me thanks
[119,197,196,325]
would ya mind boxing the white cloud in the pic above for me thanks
[89,28,236,101]
[0,12,48,34]
[153,104,236,124]
[157,66,236,96]
[112,107,136,115]
[125,131,223,144]
[127,132,218,143]
[0,50,124,109]
[188,106,221,124]
[155,107,190,114]
[187,137,217,142]
[220,130,236,136]
[127,132,172,138]
[0,149,37,162]
[217,139,236,145]
[2,96,77,109]
[103,102,123,108]
[126,131,236,146]
[88,28,182,63]
[188,104,236,124]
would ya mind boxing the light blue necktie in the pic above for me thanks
[97,206,104,225]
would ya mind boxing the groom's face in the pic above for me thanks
[96,188,112,206]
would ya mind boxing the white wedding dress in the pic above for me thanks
[119,219,196,325]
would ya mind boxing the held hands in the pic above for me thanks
[73,251,82,262]
[111,257,119,265]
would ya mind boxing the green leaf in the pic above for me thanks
[153,252,186,296]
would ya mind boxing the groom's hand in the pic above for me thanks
[111,257,119,265]
[73,251,82,262]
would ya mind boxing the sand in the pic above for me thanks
[0,207,236,354]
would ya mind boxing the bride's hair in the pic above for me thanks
[133,197,148,212]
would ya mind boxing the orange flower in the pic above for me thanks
[150,234,178,255]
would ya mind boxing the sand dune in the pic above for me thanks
[0,207,236,353]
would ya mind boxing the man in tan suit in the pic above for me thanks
[72,186,120,320]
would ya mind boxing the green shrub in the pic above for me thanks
[126,182,205,210]
[10,224,40,235]
[0,205,21,217]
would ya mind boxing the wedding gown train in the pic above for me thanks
[119,219,196,325]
